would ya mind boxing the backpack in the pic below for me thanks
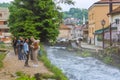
[33,42,39,50]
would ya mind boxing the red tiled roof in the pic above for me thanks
[59,24,71,30]
[100,0,120,2]
[98,0,120,2]
[89,0,120,10]
[95,0,120,4]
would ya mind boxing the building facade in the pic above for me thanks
[0,7,11,43]
[88,0,120,45]
[109,6,120,43]
[58,24,72,41]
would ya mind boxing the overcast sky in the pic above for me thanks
[60,0,100,11]
[0,0,100,11]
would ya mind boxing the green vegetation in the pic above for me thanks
[103,56,113,64]
[16,71,35,80]
[77,50,91,57]
[62,8,88,24]
[0,53,6,68]
[0,3,10,8]
[39,44,68,80]
[0,43,6,48]
[0,43,7,68]
[105,47,119,54]
[8,0,61,43]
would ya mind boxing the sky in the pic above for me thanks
[60,0,100,11]
[0,0,100,11]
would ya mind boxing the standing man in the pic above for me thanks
[12,37,18,55]
[17,37,25,60]
[23,38,30,67]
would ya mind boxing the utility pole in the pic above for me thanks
[109,0,112,46]
[101,19,106,49]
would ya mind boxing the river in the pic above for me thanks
[46,46,120,80]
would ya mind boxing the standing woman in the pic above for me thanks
[30,36,40,67]
[23,38,30,67]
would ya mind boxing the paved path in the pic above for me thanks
[71,41,103,51]
[81,42,103,51]
[0,50,53,80]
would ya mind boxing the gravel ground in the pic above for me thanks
[0,50,53,80]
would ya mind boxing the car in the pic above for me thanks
[57,38,68,43]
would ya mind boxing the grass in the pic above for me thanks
[15,71,35,80]
[77,50,91,57]
[0,53,6,68]
[103,56,113,64]
[0,43,6,48]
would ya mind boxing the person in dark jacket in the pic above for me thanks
[12,37,18,55]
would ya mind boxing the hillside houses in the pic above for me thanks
[57,23,86,42]
[59,0,120,48]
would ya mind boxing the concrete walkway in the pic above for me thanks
[81,42,103,51]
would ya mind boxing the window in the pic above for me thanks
[4,29,9,32]
[4,21,7,25]
[115,19,120,24]
[92,13,94,19]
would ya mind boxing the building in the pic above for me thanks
[88,0,120,46]
[0,7,11,43]
[72,25,83,40]
[108,6,120,43]
[57,24,72,41]
[58,24,84,42]
[82,22,89,42]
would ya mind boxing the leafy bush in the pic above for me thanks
[80,50,91,57]
[103,56,113,64]
[0,53,6,68]
[16,71,35,80]
[0,43,6,48]
[105,47,119,54]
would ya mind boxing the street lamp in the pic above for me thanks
[101,19,106,49]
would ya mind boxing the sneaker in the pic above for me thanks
[33,64,39,67]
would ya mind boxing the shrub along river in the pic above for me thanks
[46,46,120,80]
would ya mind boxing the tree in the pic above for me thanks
[62,8,88,25]
[54,0,74,5]
[0,2,10,7]
[9,0,61,43]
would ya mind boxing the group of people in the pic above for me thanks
[12,36,40,67]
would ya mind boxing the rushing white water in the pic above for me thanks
[46,46,120,80]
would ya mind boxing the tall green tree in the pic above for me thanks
[9,0,61,42]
